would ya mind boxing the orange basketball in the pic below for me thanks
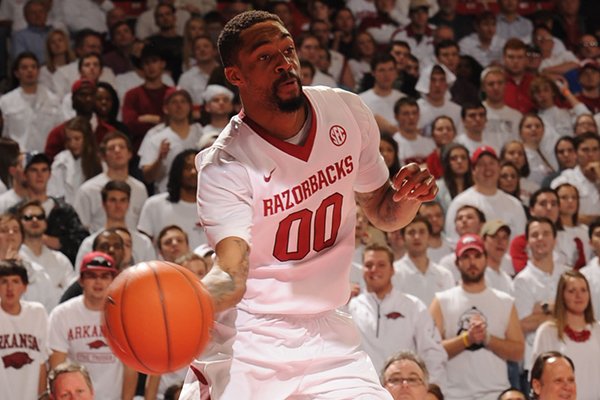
[101,261,214,375]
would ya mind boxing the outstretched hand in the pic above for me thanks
[391,163,438,203]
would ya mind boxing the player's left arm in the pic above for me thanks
[485,304,525,362]
[121,365,138,400]
[356,163,438,232]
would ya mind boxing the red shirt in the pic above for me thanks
[45,119,115,161]
[504,73,535,114]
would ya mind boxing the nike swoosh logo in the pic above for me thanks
[264,167,276,182]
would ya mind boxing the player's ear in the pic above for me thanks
[224,66,243,87]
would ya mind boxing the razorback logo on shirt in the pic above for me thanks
[386,312,404,320]
[263,156,354,217]
[87,339,108,349]
[2,351,34,369]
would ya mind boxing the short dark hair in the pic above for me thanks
[434,39,459,58]
[460,102,486,119]
[78,52,103,72]
[100,131,132,154]
[575,131,600,150]
[589,217,600,239]
[92,228,124,250]
[0,259,29,285]
[497,388,526,400]
[17,199,45,219]
[394,96,419,115]
[218,10,282,67]
[101,180,131,202]
[401,214,433,236]
[529,187,558,210]
[363,242,395,265]
[503,38,527,54]
[526,216,557,239]
[157,225,189,250]
[530,351,574,399]
[456,205,486,223]
[370,53,396,71]
[74,28,102,51]
[12,51,39,76]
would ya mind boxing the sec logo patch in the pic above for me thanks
[329,125,347,146]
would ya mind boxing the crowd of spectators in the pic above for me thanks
[0,0,600,399]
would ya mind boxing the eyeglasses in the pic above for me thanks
[385,377,424,387]
[21,213,45,222]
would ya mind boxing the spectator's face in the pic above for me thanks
[428,71,448,100]
[448,147,469,175]
[532,83,554,109]
[419,204,444,235]
[300,66,314,86]
[373,61,397,90]
[498,164,519,194]
[578,67,600,91]
[187,19,206,40]
[405,58,419,77]
[164,93,192,122]
[356,33,376,59]
[533,30,554,57]
[410,7,429,28]
[476,19,496,42]
[578,35,600,59]
[519,116,544,147]
[437,46,459,73]
[530,192,559,222]
[383,359,428,400]
[0,218,22,256]
[113,23,134,48]
[103,138,132,170]
[15,57,39,87]
[563,276,589,315]
[390,44,410,70]
[142,58,166,81]
[483,228,510,262]
[576,138,600,168]
[498,0,518,14]
[503,48,526,76]
[462,107,487,135]
[79,56,102,81]
[362,250,394,294]
[95,87,113,119]
[0,274,26,309]
[95,233,125,267]
[379,140,396,169]
[52,372,94,400]
[590,227,600,257]
[502,142,526,170]
[80,36,102,57]
[437,0,457,14]
[183,259,208,279]
[472,155,500,186]
[557,185,578,218]
[527,221,556,259]
[395,105,419,132]
[298,37,321,65]
[24,162,50,194]
[403,221,430,256]
[532,357,576,400]
[79,270,114,302]
[574,115,598,136]
[102,190,130,221]
[20,205,47,238]
[159,229,189,262]
[115,230,133,267]
[155,5,176,31]
[311,21,330,47]
[205,94,233,116]
[334,9,355,34]
[431,118,455,147]
[73,86,97,115]
[457,248,486,283]
[498,390,526,400]
[24,2,47,27]
[193,38,216,64]
[455,208,483,236]
[48,32,68,56]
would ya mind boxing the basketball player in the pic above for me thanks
[181,10,438,399]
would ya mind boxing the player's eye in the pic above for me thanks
[258,54,271,61]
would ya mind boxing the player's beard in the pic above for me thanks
[272,72,305,113]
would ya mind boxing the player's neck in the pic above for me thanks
[243,100,308,140]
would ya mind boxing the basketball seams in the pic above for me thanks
[150,262,173,372]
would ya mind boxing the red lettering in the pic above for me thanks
[263,198,273,217]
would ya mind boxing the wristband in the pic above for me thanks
[462,332,470,347]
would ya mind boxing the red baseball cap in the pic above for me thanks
[80,251,117,276]
[455,234,485,257]
[471,145,498,165]
[71,79,96,94]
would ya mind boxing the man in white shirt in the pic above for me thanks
[393,215,455,306]
[551,133,600,223]
[445,146,527,243]
[495,0,532,42]
[349,242,447,385]
[359,54,405,135]
[0,52,62,152]
[74,132,148,233]
[135,0,191,40]
[480,219,514,294]
[0,149,27,214]
[513,217,570,370]
[456,102,504,154]
[480,66,522,141]
[177,35,219,107]
[60,0,113,34]
[581,218,600,320]
[296,34,338,88]
[390,0,435,68]
[392,98,435,165]
[419,201,453,263]
[429,233,524,400]
[459,11,505,69]
[138,149,207,249]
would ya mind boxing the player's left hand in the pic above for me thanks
[391,163,438,202]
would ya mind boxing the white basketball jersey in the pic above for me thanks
[197,87,388,314]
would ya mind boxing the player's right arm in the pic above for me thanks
[201,236,249,313]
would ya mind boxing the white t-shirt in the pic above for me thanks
[47,149,84,206]
[48,296,124,400]
[483,102,521,142]
[484,266,514,296]
[417,97,463,136]
[436,286,514,400]
[138,124,203,193]
[349,289,447,385]
[73,173,148,233]
[532,321,600,400]
[581,257,600,321]
[19,244,75,294]
[458,34,505,69]
[392,255,455,306]
[0,189,23,214]
[392,132,436,165]
[177,67,210,106]
[137,192,207,250]
[20,259,58,313]
[0,301,48,400]
[196,86,389,314]
[359,88,405,128]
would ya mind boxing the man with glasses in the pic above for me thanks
[48,251,137,400]
[48,361,95,400]
[18,200,75,301]
[530,351,576,400]
[381,351,430,400]
[429,234,524,400]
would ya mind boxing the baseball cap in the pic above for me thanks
[80,251,117,276]
[480,220,511,237]
[202,84,234,104]
[23,151,51,171]
[471,145,498,165]
[455,234,485,258]
[409,0,430,11]
[580,59,600,72]
[71,79,96,94]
